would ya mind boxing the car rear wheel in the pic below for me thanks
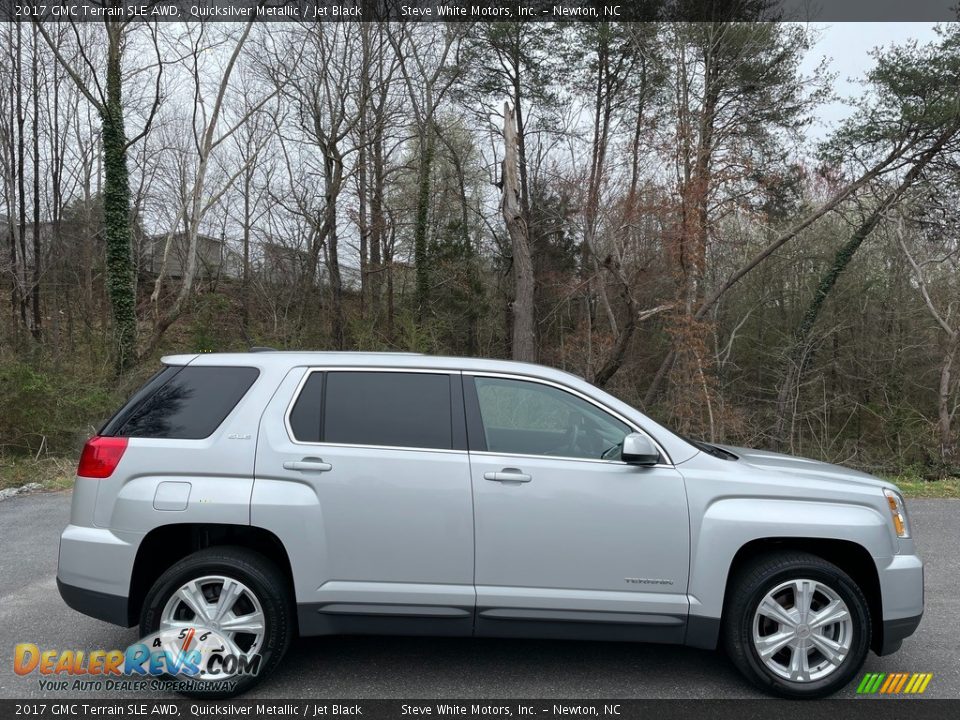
[140,546,293,698]
[723,551,871,698]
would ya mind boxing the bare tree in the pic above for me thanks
[34,13,165,370]
[387,23,464,319]
[501,102,534,362]
[263,23,367,349]
[146,19,263,355]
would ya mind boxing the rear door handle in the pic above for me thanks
[283,459,333,472]
[484,469,532,483]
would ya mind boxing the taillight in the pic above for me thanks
[77,436,128,478]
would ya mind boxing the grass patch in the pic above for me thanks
[0,455,75,493]
[886,476,960,498]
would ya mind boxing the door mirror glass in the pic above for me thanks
[621,433,659,465]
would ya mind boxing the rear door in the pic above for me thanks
[253,367,475,636]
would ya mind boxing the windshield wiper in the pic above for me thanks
[685,437,738,461]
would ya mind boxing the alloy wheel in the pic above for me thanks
[751,578,854,682]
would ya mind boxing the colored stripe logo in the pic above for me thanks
[857,672,933,694]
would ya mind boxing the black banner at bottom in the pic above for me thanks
[2,700,958,720]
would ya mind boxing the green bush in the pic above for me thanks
[0,359,120,457]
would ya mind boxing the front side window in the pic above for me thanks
[473,376,631,460]
[323,371,453,450]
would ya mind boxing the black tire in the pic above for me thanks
[140,546,294,698]
[723,551,871,699]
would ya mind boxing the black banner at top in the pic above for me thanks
[0,0,958,23]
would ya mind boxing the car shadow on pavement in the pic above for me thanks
[250,635,763,699]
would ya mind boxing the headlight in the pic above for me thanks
[883,488,911,538]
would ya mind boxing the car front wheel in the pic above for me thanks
[723,551,871,698]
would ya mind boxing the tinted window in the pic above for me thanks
[289,372,324,442]
[114,366,259,439]
[473,376,631,460]
[324,372,452,450]
[100,365,180,436]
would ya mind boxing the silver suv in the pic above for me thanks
[58,351,923,698]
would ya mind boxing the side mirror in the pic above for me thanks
[621,433,660,465]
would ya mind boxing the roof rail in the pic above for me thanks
[249,346,278,353]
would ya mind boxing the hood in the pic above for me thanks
[717,445,891,491]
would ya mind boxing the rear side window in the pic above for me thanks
[323,371,452,450]
[105,366,259,439]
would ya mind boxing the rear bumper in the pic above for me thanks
[57,523,139,627]
[57,578,131,627]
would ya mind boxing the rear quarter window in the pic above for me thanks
[104,366,259,440]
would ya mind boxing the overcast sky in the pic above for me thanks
[802,22,942,139]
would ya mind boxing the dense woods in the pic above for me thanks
[2,15,960,480]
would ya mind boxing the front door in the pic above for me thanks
[253,368,475,636]
[465,374,690,642]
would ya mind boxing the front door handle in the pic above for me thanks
[484,469,532,483]
[283,458,333,472]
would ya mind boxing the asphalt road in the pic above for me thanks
[0,491,957,700]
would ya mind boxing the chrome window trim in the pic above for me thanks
[469,450,639,467]
[465,370,674,467]
[283,366,462,453]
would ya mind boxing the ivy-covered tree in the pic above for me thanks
[35,13,162,371]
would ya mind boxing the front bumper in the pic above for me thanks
[876,553,924,655]
[879,614,922,655]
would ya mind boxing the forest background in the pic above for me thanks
[3,11,960,496]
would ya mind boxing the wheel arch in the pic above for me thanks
[719,538,883,654]
[127,523,294,627]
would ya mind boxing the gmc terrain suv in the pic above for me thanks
[57,351,923,698]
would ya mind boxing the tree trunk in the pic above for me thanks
[15,21,28,330]
[369,123,384,323]
[510,55,531,225]
[385,222,395,342]
[4,28,20,332]
[358,24,372,319]
[502,102,535,362]
[102,25,138,371]
[31,24,41,339]
[413,127,434,319]
[241,166,251,332]
[938,336,958,469]
[357,117,369,319]
[324,151,345,349]
[659,40,719,431]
